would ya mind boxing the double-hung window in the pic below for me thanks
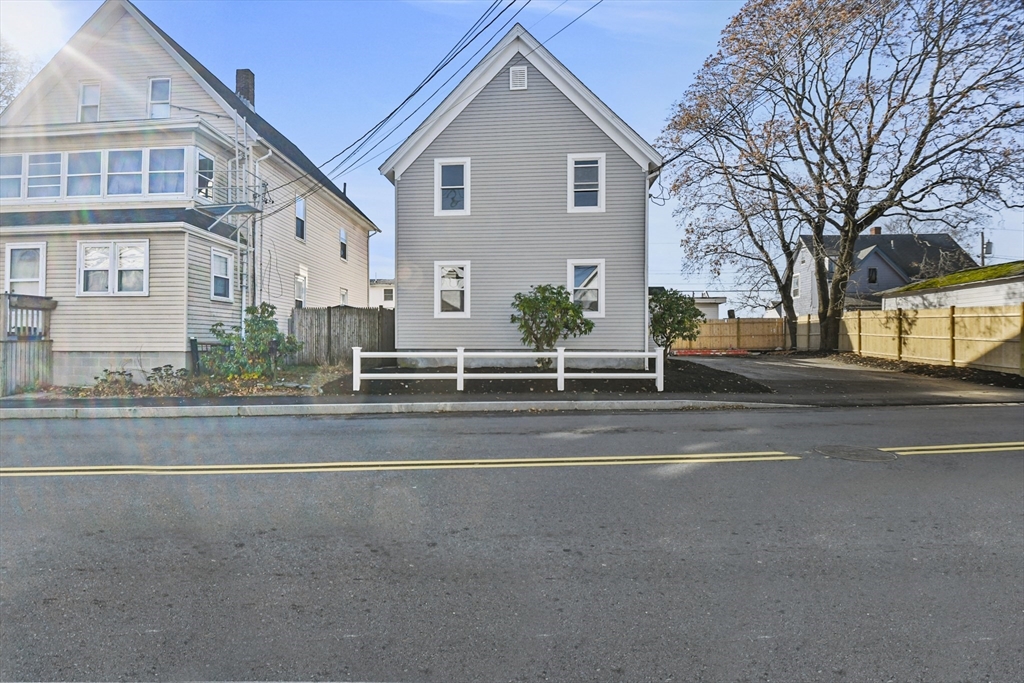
[149,78,171,119]
[4,243,46,296]
[78,240,149,296]
[435,261,469,318]
[210,248,233,302]
[294,269,308,309]
[67,151,102,197]
[434,158,470,216]
[383,288,394,302]
[27,153,61,198]
[567,153,605,212]
[148,148,185,194]
[339,228,348,260]
[568,259,605,318]
[197,150,215,199]
[107,150,143,195]
[791,273,800,299]
[79,83,100,122]
[867,267,878,284]
[0,155,23,198]
[295,196,306,240]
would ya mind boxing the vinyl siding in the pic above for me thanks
[0,229,186,352]
[8,6,233,138]
[395,54,647,351]
[792,244,908,316]
[883,278,1024,310]
[185,232,243,342]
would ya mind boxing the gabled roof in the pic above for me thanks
[797,233,977,280]
[379,23,663,183]
[1,0,376,231]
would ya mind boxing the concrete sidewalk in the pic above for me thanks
[1,355,1020,419]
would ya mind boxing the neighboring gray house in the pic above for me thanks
[789,230,977,316]
[379,24,663,365]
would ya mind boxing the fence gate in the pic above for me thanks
[290,306,395,366]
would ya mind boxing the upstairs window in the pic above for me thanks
[5,243,46,296]
[435,262,470,318]
[568,154,605,212]
[434,158,470,215]
[792,273,801,299]
[79,83,100,122]
[211,249,233,302]
[67,151,102,197]
[339,227,348,260]
[295,196,306,240]
[149,78,171,119]
[867,267,878,284]
[383,288,394,302]
[77,240,149,296]
[0,155,23,198]
[568,259,605,318]
[27,153,62,198]
[107,150,143,195]
[197,150,215,199]
[148,148,185,194]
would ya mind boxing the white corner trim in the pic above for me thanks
[434,260,471,318]
[567,153,606,213]
[433,158,471,217]
[568,258,606,319]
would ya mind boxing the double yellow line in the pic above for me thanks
[881,441,1024,456]
[0,451,797,478]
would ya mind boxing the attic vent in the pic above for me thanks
[510,66,527,91]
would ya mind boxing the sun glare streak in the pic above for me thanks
[0,0,78,62]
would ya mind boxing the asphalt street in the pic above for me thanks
[2,405,1023,681]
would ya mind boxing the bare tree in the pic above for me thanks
[0,37,33,111]
[661,0,1024,349]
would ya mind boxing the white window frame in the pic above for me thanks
[434,158,470,216]
[339,227,348,261]
[210,247,234,303]
[106,148,145,196]
[434,261,470,319]
[295,196,306,241]
[294,267,308,309]
[340,288,348,306]
[76,239,150,297]
[79,82,100,123]
[792,273,800,299]
[148,77,171,119]
[26,152,63,199]
[146,147,187,195]
[4,242,47,296]
[196,148,215,200]
[567,153,606,213]
[66,150,103,197]
[383,288,394,302]
[509,65,528,90]
[0,153,25,199]
[567,258,605,318]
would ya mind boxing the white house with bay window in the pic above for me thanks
[0,0,378,385]
[379,24,662,364]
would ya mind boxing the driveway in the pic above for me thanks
[677,354,1024,406]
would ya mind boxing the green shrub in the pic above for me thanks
[649,289,705,360]
[207,303,301,379]
[510,284,594,369]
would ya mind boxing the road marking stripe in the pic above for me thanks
[894,446,1024,456]
[0,452,798,477]
[880,441,1023,452]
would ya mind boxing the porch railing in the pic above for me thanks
[2,293,56,340]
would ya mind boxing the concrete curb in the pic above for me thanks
[0,399,807,420]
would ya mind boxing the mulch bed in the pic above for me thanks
[319,358,773,396]
[831,352,1024,389]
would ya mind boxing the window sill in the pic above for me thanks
[76,292,149,298]
[434,209,471,217]
[211,296,234,304]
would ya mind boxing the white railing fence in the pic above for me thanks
[352,347,664,392]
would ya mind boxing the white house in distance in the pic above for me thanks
[379,24,663,366]
[369,278,395,309]
[0,0,378,384]
[881,261,1024,310]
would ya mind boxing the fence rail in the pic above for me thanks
[352,347,665,392]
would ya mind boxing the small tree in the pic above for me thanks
[510,285,594,369]
[649,289,705,361]
[207,302,300,379]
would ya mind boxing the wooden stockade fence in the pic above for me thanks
[0,340,52,396]
[671,304,1024,376]
[290,306,395,366]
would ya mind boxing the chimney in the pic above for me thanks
[870,226,882,235]
[236,69,255,108]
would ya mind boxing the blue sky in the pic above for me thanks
[3,0,1021,311]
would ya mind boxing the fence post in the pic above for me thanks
[735,317,742,349]
[456,347,464,391]
[557,347,565,391]
[949,306,956,367]
[1019,302,1024,377]
[806,315,811,350]
[326,306,333,365]
[352,346,361,391]
[896,308,903,361]
[857,310,862,356]
[655,348,664,392]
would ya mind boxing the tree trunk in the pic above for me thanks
[820,312,842,351]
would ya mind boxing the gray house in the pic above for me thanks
[789,230,977,316]
[379,24,663,364]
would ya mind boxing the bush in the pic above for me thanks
[649,289,705,360]
[510,284,594,369]
[207,303,301,379]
